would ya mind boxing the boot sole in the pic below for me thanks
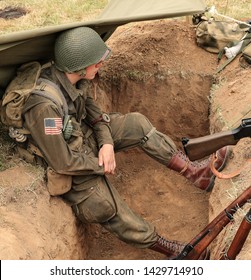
[205,146,232,192]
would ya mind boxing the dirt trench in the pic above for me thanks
[0,19,250,260]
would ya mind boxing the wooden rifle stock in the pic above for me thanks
[174,186,251,260]
[220,207,251,260]
[182,118,251,161]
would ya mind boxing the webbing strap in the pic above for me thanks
[140,127,156,145]
[216,56,236,73]
[33,78,68,117]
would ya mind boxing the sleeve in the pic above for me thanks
[24,98,105,176]
[84,94,114,148]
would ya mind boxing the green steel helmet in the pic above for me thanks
[54,27,111,73]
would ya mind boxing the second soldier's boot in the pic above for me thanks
[150,235,210,260]
[150,235,185,259]
[167,146,230,192]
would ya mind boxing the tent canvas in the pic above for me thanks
[0,0,206,91]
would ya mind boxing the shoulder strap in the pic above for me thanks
[31,78,69,117]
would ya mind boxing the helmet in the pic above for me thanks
[54,27,111,73]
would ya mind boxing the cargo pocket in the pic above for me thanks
[73,179,116,223]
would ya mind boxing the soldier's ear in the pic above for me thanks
[76,69,86,76]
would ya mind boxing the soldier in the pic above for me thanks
[22,27,230,259]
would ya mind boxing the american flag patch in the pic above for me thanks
[44,118,63,135]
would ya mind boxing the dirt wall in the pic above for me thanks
[209,58,251,260]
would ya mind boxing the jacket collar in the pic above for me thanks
[53,66,82,102]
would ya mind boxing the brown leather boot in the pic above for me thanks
[150,235,210,260]
[150,235,185,259]
[167,146,231,192]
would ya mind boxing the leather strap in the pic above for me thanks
[210,152,249,179]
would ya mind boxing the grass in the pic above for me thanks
[205,0,251,20]
[0,125,16,171]
[0,0,108,34]
[0,163,44,206]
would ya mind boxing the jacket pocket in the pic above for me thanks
[46,167,72,196]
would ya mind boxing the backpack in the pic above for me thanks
[239,42,251,67]
[196,18,250,54]
[0,61,72,196]
[195,18,251,72]
[0,61,68,142]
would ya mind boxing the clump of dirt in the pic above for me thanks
[0,19,250,260]
[0,6,27,19]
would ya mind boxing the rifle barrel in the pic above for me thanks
[221,208,251,260]
[175,186,251,260]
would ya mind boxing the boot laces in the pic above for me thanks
[158,235,185,255]
[177,150,210,168]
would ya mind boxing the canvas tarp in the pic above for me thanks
[0,0,206,91]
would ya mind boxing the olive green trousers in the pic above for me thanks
[65,112,177,248]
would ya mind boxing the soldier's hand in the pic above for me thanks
[98,144,116,174]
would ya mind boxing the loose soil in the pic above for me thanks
[0,19,250,260]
